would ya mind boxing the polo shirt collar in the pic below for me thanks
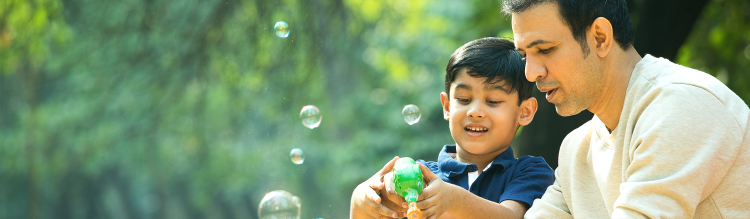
[437,145,516,178]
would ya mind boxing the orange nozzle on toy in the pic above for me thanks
[407,202,421,219]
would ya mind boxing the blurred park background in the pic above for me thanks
[1,0,748,218]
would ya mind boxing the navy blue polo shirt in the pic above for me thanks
[417,145,554,207]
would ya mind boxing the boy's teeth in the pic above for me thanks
[466,127,487,132]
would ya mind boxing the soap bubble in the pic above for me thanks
[290,148,305,165]
[402,104,421,125]
[300,105,322,129]
[274,21,290,38]
[258,190,301,219]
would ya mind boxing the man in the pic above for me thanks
[502,0,750,218]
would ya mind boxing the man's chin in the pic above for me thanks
[554,104,586,117]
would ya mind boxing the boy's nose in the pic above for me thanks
[467,103,485,118]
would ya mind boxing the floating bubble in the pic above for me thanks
[300,105,322,129]
[402,104,421,125]
[258,190,301,219]
[290,148,305,165]
[274,21,290,38]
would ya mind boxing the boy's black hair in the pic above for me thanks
[501,0,634,58]
[445,37,531,105]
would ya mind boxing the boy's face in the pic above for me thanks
[441,69,537,156]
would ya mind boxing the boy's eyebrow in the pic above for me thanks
[455,83,472,91]
[486,84,511,94]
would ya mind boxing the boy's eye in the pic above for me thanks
[456,98,470,103]
[539,47,554,54]
[487,100,502,105]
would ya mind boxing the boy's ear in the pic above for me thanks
[518,97,537,126]
[440,92,450,121]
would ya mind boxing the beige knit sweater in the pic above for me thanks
[525,55,750,218]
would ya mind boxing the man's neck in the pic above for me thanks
[588,47,642,132]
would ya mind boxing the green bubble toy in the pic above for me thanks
[392,157,423,219]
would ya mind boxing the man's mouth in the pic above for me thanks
[545,88,557,102]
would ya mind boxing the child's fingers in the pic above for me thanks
[418,163,439,182]
[419,205,444,219]
[416,182,438,201]
[415,195,438,210]
[419,205,438,219]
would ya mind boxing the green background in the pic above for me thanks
[1,0,748,218]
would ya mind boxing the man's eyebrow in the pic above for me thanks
[526,39,551,49]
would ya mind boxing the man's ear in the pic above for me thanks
[518,97,537,126]
[590,17,614,58]
[440,92,450,121]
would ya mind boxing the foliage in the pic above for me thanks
[677,0,750,104]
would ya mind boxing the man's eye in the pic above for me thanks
[539,47,554,54]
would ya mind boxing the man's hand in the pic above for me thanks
[350,156,407,219]
[381,171,408,212]
[415,162,458,219]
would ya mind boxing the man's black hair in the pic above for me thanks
[501,0,634,57]
[445,37,531,105]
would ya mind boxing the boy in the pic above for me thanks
[350,37,554,219]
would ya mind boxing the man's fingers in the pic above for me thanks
[366,202,400,219]
[378,156,400,175]
[368,177,384,191]
[384,186,407,208]
[381,196,408,212]
[369,157,399,191]
[364,187,382,204]
[381,172,407,208]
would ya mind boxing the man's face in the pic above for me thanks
[511,2,603,116]
[442,69,520,156]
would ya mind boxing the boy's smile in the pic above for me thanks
[441,69,525,158]
[465,124,488,137]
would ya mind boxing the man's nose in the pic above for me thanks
[525,57,547,82]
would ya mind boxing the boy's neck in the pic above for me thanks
[454,146,509,173]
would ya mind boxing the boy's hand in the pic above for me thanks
[416,163,459,219]
[350,156,406,219]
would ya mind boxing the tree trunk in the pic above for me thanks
[630,0,711,61]
[24,65,41,219]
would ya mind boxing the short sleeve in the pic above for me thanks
[499,157,555,207]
